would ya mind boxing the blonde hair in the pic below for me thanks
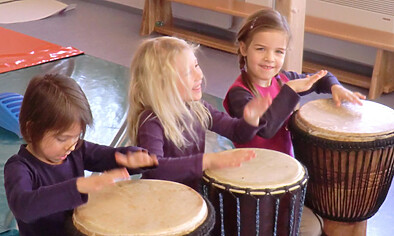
[128,37,211,149]
[237,9,291,96]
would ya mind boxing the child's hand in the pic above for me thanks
[331,84,366,107]
[286,70,328,93]
[243,94,272,127]
[76,168,130,194]
[202,149,256,170]
[115,150,158,169]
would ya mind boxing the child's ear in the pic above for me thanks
[24,121,33,141]
[239,42,247,57]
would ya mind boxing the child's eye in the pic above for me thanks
[256,47,265,51]
[56,137,67,142]
[276,50,285,54]
[195,63,199,68]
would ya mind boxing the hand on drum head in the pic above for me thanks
[76,168,130,194]
[243,93,272,127]
[115,150,159,169]
[331,84,366,107]
[202,149,256,170]
[286,70,327,93]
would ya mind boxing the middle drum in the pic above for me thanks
[203,148,308,236]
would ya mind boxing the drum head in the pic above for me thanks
[295,99,394,141]
[73,179,208,236]
[203,148,306,195]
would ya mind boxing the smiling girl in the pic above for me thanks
[223,9,366,236]
[223,8,365,156]
[127,36,271,191]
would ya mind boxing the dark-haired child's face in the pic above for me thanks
[175,49,203,102]
[240,30,287,87]
[27,122,81,165]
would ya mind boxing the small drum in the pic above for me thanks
[202,148,308,236]
[289,99,394,223]
[72,179,215,236]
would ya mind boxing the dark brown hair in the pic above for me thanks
[237,9,291,96]
[19,74,93,149]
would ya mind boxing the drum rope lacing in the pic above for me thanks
[203,168,309,235]
[290,116,394,221]
[236,198,241,236]
[255,198,260,235]
[219,192,224,236]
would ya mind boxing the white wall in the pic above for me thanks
[304,33,376,66]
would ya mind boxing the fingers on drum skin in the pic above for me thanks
[235,150,256,161]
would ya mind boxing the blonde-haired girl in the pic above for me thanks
[128,36,270,191]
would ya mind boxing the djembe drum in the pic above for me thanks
[202,148,308,236]
[289,99,394,236]
[71,179,215,236]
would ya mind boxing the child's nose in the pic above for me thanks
[194,67,203,79]
[264,51,274,61]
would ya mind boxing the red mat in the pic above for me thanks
[0,27,83,74]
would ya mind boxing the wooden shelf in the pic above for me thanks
[169,0,266,18]
[305,16,394,52]
[155,25,238,53]
[302,61,371,89]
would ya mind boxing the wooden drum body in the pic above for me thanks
[72,179,215,236]
[202,148,308,236]
[289,99,394,234]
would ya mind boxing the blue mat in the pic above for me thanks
[0,163,18,234]
[0,229,18,236]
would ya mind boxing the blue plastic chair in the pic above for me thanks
[0,93,23,138]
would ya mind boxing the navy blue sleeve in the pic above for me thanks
[282,70,340,95]
[81,140,147,174]
[4,157,86,223]
[226,85,299,139]
[204,100,265,143]
[137,113,204,183]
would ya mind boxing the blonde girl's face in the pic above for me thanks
[175,49,203,102]
[240,30,287,87]
[27,122,81,165]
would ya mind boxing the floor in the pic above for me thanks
[1,0,393,235]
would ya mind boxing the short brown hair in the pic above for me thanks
[19,74,93,148]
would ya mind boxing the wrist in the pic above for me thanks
[76,177,85,193]
[202,153,210,170]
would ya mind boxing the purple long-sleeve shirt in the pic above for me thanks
[224,70,339,155]
[4,141,145,236]
[226,71,339,138]
[139,100,266,191]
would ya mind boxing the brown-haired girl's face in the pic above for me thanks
[240,30,287,87]
[27,122,81,165]
[175,49,203,102]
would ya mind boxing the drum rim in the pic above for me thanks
[72,179,209,236]
[203,167,309,196]
[294,99,394,142]
[289,114,394,150]
[203,148,308,194]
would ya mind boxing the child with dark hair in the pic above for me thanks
[4,74,158,236]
